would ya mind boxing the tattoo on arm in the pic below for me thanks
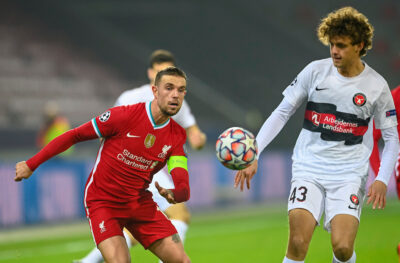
[172,234,181,243]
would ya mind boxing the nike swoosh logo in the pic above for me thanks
[348,205,357,210]
[127,133,140,138]
[315,87,328,91]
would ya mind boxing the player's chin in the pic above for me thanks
[166,106,181,116]
[332,58,342,67]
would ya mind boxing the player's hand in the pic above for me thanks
[234,160,258,191]
[155,181,177,204]
[367,180,387,209]
[14,161,33,182]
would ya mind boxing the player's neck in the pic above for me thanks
[337,59,364,77]
[150,101,170,125]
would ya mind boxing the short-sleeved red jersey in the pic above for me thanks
[84,102,187,210]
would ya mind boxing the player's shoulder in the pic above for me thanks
[305,58,332,71]
[169,118,186,137]
[363,63,388,88]
[298,58,332,79]
[124,102,146,111]
[112,102,146,115]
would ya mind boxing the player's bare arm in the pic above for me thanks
[171,233,181,243]
[234,160,258,191]
[186,124,207,150]
[367,180,387,210]
[155,181,177,204]
[14,161,33,182]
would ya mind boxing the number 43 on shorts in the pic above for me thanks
[289,186,308,203]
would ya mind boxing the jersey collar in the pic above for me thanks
[146,101,170,129]
[333,60,369,81]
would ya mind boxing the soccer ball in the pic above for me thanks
[216,127,258,170]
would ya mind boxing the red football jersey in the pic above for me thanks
[370,85,400,175]
[84,102,187,210]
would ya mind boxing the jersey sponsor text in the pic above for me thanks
[117,149,154,170]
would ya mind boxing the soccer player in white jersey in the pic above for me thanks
[234,7,399,263]
[75,50,206,263]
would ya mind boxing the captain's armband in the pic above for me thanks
[167,156,188,174]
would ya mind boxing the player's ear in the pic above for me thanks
[152,85,158,98]
[356,41,364,55]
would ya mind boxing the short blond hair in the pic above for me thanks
[317,7,374,57]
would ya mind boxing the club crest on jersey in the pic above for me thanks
[99,221,107,233]
[350,194,359,205]
[311,111,321,126]
[353,93,366,107]
[158,145,172,158]
[144,134,156,148]
[99,111,111,122]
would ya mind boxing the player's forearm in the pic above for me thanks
[26,122,97,171]
[375,126,399,185]
[256,98,297,157]
[170,167,190,202]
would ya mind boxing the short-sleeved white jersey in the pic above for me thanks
[114,84,196,129]
[283,58,397,182]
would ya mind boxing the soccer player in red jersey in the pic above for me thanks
[370,85,400,199]
[14,67,191,263]
[369,85,400,263]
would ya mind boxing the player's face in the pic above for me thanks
[147,62,175,85]
[154,75,186,116]
[329,35,363,71]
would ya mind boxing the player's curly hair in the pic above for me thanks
[317,7,374,57]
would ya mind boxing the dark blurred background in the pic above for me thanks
[1,0,400,233]
[1,0,399,153]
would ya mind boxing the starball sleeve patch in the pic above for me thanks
[99,111,111,122]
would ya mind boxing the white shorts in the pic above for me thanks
[287,178,366,231]
[148,168,175,212]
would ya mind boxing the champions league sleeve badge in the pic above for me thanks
[99,110,111,122]
[386,109,397,117]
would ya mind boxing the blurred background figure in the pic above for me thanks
[370,84,400,200]
[36,101,73,156]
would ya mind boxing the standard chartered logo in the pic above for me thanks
[117,149,154,170]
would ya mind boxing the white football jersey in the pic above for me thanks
[114,84,196,129]
[283,58,397,182]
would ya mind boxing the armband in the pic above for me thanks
[167,156,188,174]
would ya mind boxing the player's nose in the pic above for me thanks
[171,88,179,98]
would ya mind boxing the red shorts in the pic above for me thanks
[87,197,176,249]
